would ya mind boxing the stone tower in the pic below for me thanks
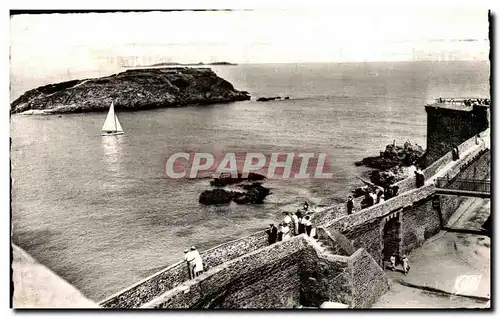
[425,98,489,166]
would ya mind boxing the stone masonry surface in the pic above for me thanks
[348,248,390,308]
[143,235,389,308]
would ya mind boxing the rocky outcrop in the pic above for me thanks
[199,179,271,205]
[210,172,266,187]
[354,141,426,189]
[10,68,251,114]
[256,96,290,102]
[355,143,425,170]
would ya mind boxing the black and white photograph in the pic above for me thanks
[9,5,492,310]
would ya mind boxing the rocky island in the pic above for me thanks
[10,67,250,114]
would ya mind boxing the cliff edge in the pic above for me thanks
[10,67,250,114]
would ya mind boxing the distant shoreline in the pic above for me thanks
[127,62,238,68]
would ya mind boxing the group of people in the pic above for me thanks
[354,182,401,212]
[266,202,316,245]
[462,98,490,107]
[389,254,410,275]
[437,97,490,106]
[183,246,204,279]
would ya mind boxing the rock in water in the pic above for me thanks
[10,68,251,114]
[199,182,271,205]
[355,141,426,188]
[199,189,237,205]
[210,172,266,187]
[233,183,271,204]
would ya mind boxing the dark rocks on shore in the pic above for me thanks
[355,142,425,170]
[355,141,426,189]
[11,67,251,114]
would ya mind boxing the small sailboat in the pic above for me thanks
[101,102,124,136]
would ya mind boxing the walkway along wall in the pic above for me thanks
[141,235,389,309]
[322,142,490,266]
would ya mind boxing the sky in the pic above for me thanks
[10,8,490,73]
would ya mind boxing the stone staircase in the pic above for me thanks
[315,237,340,256]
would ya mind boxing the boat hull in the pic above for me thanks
[101,131,124,136]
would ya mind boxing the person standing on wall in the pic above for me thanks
[194,249,204,277]
[291,212,299,236]
[370,191,378,206]
[277,224,284,242]
[347,196,354,215]
[183,249,192,279]
[266,224,278,245]
[391,184,399,198]
[452,145,460,161]
[298,210,306,235]
[379,194,385,204]
[304,216,312,236]
[283,212,293,235]
[282,223,291,241]
[415,168,425,188]
[184,247,197,279]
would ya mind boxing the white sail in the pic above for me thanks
[101,102,124,134]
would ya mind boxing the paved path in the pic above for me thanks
[373,198,490,308]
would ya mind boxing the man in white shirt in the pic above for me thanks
[184,247,197,279]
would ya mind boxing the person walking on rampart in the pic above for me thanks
[277,224,284,242]
[347,196,354,215]
[266,224,278,245]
